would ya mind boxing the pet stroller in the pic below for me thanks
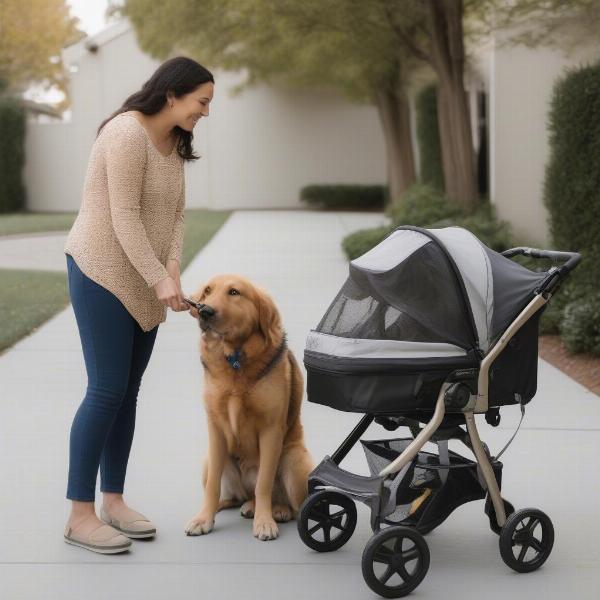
[297,225,580,598]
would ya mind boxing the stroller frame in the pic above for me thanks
[377,292,549,525]
[298,246,580,598]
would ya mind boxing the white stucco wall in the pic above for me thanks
[487,31,600,246]
[23,19,386,213]
[23,121,88,213]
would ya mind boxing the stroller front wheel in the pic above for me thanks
[362,526,430,598]
[297,490,357,552]
[499,508,554,573]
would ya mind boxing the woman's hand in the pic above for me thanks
[166,259,188,312]
[154,259,187,311]
[162,259,200,318]
[154,276,184,310]
[166,259,189,311]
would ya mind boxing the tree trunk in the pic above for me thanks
[426,0,478,212]
[374,88,416,206]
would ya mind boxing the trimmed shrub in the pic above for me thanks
[386,183,462,226]
[344,183,513,260]
[342,225,394,261]
[387,183,512,251]
[0,97,26,213]
[538,245,600,336]
[543,62,600,353]
[416,85,444,190]
[544,62,600,253]
[560,293,600,354]
[435,203,513,252]
[300,184,387,210]
[539,300,564,335]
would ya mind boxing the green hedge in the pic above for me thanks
[416,85,444,190]
[560,292,600,354]
[542,62,600,353]
[432,203,512,252]
[300,184,387,210]
[342,225,394,261]
[545,63,600,253]
[0,98,26,213]
[386,183,462,227]
[343,184,512,260]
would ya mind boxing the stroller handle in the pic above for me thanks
[501,246,581,278]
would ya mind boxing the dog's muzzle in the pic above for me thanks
[183,298,216,331]
[199,305,216,320]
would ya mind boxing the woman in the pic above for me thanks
[62,56,213,554]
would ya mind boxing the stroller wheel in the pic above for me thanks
[485,497,515,535]
[499,508,554,573]
[362,526,430,598]
[297,490,357,552]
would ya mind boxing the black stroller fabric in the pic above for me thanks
[305,226,548,413]
[317,242,475,349]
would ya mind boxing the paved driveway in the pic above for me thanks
[0,211,598,599]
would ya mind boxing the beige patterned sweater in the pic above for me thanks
[64,111,185,332]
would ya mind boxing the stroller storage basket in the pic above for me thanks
[360,437,502,532]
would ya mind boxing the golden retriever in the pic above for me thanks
[183,274,314,540]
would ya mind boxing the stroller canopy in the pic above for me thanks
[307,226,547,360]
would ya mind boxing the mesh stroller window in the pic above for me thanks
[317,243,473,349]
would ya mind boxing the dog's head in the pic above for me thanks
[189,274,282,347]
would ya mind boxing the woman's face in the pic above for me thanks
[172,82,214,131]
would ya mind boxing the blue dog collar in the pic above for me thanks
[226,349,243,370]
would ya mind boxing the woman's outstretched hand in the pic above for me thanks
[154,259,187,311]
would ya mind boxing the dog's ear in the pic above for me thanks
[256,287,282,348]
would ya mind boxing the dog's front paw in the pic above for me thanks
[253,514,279,541]
[184,513,215,536]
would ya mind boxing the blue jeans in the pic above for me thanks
[65,253,159,501]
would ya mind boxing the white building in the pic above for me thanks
[22,17,600,247]
[22,18,386,214]
[480,28,600,246]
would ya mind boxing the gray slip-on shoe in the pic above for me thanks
[100,506,157,539]
[64,522,132,554]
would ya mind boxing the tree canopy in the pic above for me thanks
[0,0,85,109]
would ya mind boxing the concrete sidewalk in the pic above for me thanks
[0,231,70,272]
[0,210,598,599]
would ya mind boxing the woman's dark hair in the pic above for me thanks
[97,56,214,162]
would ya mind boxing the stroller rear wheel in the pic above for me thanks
[362,526,430,598]
[499,508,554,573]
[297,490,357,552]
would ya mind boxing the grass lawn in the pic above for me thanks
[178,209,231,271]
[0,268,70,355]
[0,209,231,355]
[0,211,79,236]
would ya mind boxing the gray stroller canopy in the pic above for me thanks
[307,226,547,359]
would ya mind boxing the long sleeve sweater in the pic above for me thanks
[64,111,185,331]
